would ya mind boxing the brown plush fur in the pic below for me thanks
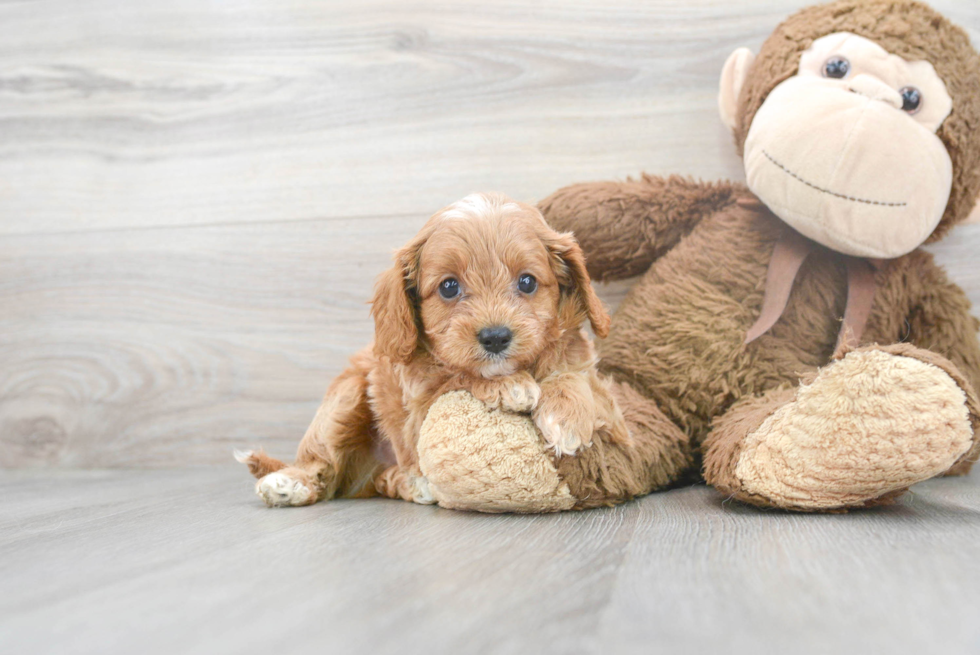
[540,0,980,511]
[543,180,980,510]
[238,193,620,506]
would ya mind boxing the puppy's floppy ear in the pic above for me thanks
[370,238,424,362]
[546,230,611,338]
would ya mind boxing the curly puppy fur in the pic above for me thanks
[238,192,619,506]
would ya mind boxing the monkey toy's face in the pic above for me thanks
[720,32,954,259]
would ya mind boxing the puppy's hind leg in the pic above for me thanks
[239,349,384,507]
[374,465,436,505]
[234,449,287,478]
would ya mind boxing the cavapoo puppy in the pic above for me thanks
[237,192,622,507]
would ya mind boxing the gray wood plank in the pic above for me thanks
[0,0,975,235]
[0,215,422,467]
[1,468,978,655]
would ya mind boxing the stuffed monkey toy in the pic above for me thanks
[416,0,980,512]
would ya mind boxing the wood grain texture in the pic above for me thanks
[1,468,979,655]
[0,0,975,235]
[0,0,978,467]
[3,218,977,468]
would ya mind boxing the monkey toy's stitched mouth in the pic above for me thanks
[762,150,907,208]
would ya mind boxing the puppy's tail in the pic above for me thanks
[234,448,287,479]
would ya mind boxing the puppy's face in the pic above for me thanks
[417,198,563,377]
[371,193,609,377]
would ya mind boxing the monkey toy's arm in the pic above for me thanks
[538,175,740,282]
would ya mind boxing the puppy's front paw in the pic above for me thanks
[256,472,313,507]
[500,376,541,413]
[470,372,540,413]
[533,411,592,457]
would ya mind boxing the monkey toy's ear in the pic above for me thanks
[719,47,756,131]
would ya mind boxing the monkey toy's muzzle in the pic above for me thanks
[743,75,953,259]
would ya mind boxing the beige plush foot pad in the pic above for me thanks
[735,349,973,510]
[417,391,575,513]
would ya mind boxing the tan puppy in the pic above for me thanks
[236,192,615,507]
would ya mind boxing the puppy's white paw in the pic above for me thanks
[500,378,541,413]
[255,472,313,507]
[411,476,436,505]
[534,412,586,457]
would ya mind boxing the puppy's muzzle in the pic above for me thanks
[478,326,512,355]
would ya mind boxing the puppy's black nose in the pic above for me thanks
[478,326,512,354]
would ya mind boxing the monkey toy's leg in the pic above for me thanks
[703,344,980,511]
[237,348,384,507]
[899,252,980,476]
[539,175,741,282]
[416,381,693,512]
[552,378,694,509]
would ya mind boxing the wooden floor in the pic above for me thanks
[2,467,980,655]
[3,2,980,653]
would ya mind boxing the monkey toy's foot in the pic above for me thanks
[729,345,977,511]
[416,390,576,513]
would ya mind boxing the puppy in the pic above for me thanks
[237,192,615,507]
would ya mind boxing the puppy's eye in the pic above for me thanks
[438,278,460,299]
[823,56,850,79]
[517,274,537,294]
[900,86,922,114]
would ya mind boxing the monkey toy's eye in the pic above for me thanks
[823,56,850,79]
[900,86,922,114]
[439,278,460,299]
[517,274,537,294]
